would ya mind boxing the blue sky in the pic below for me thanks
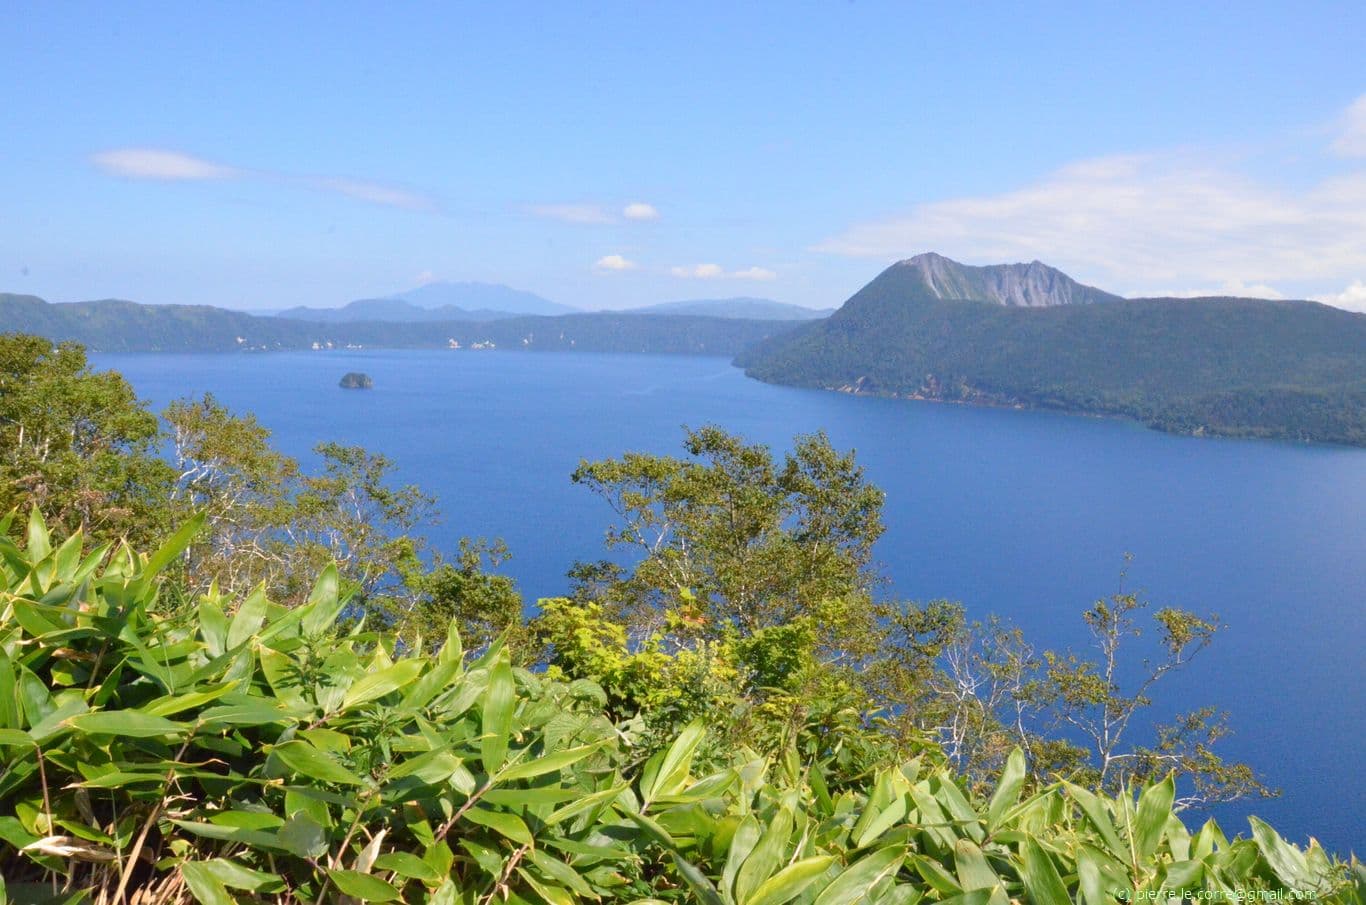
[4,2,1366,311]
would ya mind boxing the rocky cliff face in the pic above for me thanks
[893,252,1123,307]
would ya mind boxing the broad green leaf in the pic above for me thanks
[66,710,187,738]
[342,659,426,710]
[673,853,727,905]
[26,508,51,561]
[722,815,762,899]
[952,840,1000,891]
[141,512,206,579]
[143,682,238,718]
[277,812,328,859]
[736,806,794,903]
[462,807,532,845]
[271,740,367,786]
[544,784,626,826]
[328,869,401,901]
[986,748,1025,832]
[813,845,906,905]
[197,858,286,892]
[480,650,515,774]
[226,587,268,649]
[1020,838,1070,905]
[747,855,837,905]
[374,851,442,882]
[1133,774,1175,860]
[1249,817,1315,889]
[301,564,343,637]
[642,719,706,806]
[498,740,605,781]
[180,861,233,905]
[1064,781,1127,862]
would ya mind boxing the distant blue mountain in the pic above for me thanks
[276,281,574,322]
[619,297,833,320]
[275,298,514,323]
[393,281,575,316]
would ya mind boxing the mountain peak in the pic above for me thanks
[891,253,1122,307]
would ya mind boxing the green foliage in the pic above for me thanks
[0,519,1357,903]
[738,266,1366,445]
[0,335,173,544]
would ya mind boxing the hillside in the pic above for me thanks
[0,293,791,355]
[737,256,1366,445]
[620,296,834,319]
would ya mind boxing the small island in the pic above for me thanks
[338,371,373,389]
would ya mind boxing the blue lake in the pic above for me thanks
[93,350,1366,852]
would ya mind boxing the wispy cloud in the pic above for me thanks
[90,146,436,211]
[814,96,1366,309]
[1330,94,1366,158]
[622,202,660,221]
[530,203,616,224]
[670,263,776,280]
[92,148,238,181]
[313,178,435,211]
[531,201,662,224]
[594,254,636,272]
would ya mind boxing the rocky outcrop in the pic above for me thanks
[893,252,1123,307]
[338,372,373,389]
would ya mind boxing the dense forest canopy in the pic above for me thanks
[0,333,1359,902]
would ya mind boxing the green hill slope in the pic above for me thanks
[737,257,1366,445]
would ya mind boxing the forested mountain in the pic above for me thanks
[0,293,790,355]
[620,296,834,319]
[738,256,1366,445]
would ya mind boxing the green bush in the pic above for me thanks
[0,512,1358,903]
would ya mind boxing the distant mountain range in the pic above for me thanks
[276,281,574,322]
[738,253,1366,445]
[0,293,791,356]
[618,297,833,320]
[274,284,824,323]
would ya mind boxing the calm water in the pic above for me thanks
[94,350,1366,852]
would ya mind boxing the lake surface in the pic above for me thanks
[94,350,1365,852]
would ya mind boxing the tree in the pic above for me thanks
[0,334,171,544]
[163,394,439,612]
[570,425,884,644]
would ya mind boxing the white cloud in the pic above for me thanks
[594,254,636,272]
[622,202,660,221]
[91,146,436,210]
[814,152,1366,298]
[1330,94,1366,158]
[414,270,438,286]
[1313,280,1366,312]
[92,148,238,180]
[315,178,435,211]
[670,263,777,280]
[529,203,614,224]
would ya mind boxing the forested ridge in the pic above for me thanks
[0,294,787,356]
[0,333,1360,903]
[738,261,1366,446]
